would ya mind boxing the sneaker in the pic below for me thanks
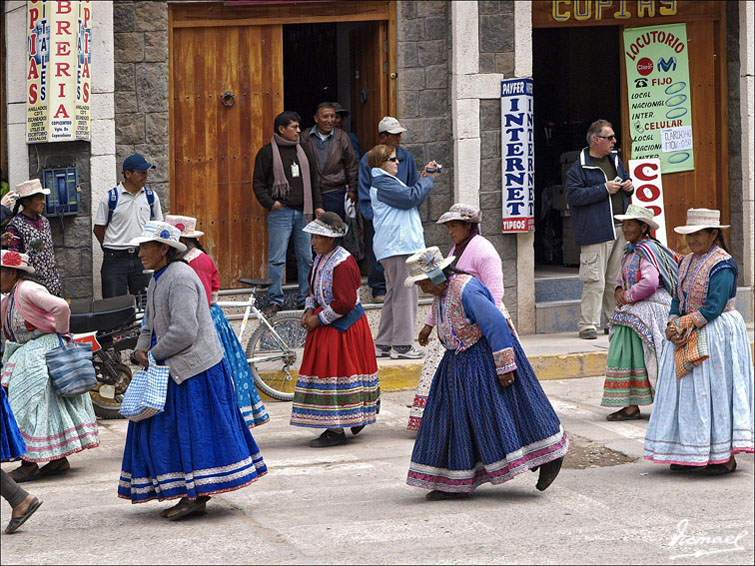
[579,329,597,340]
[262,303,282,318]
[391,346,424,359]
[375,346,392,358]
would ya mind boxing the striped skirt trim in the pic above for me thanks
[118,453,267,503]
[238,400,271,428]
[407,427,568,493]
[291,372,380,428]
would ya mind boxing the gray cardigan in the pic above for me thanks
[136,261,224,384]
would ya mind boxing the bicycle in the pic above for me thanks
[215,278,308,401]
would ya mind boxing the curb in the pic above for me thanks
[378,350,609,392]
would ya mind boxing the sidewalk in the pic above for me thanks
[378,330,612,391]
[378,326,755,392]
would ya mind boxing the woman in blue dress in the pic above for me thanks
[644,209,754,474]
[405,247,568,500]
[118,222,267,519]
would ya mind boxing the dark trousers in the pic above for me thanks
[1,469,29,509]
[321,189,346,220]
[101,249,150,298]
[364,218,386,297]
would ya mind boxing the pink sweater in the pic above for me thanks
[1,279,70,337]
[425,234,504,327]
[616,255,660,304]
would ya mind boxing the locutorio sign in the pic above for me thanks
[26,0,92,143]
[624,23,694,173]
[500,78,535,233]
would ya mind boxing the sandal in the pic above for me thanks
[704,461,737,476]
[8,463,40,483]
[4,497,43,534]
[39,458,70,477]
[425,490,470,501]
[606,407,642,421]
[162,496,211,520]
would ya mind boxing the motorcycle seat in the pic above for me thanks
[69,295,137,334]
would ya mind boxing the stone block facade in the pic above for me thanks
[113,1,170,212]
[27,141,93,299]
[395,1,454,249]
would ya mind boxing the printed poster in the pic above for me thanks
[624,23,694,174]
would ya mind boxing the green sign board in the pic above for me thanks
[624,23,694,174]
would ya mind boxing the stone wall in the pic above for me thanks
[113,1,170,211]
[727,1,744,286]
[395,1,454,248]
[27,142,93,299]
[477,1,518,317]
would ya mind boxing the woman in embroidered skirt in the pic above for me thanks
[1,382,43,534]
[405,247,568,500]
[1,250,99,482]
[4,180,61,296]
[408,203,517,431]
[644,208,754,475]
[118,222,267,519]
[601,204,679,421]
[165,214,269,428]
[291,212,380,447]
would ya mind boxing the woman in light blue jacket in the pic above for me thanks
[368,144,439,360]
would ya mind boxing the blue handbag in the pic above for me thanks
[119,351,169,421]
[45,335,98,397]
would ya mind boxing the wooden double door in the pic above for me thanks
[170,2,394,288]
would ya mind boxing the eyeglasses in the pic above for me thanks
[596,135,616,141]
[385,156,399,162]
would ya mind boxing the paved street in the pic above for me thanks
[2,376,753,565]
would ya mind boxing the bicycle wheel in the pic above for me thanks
[245,312,307,401]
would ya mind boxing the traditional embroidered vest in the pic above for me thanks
[676,247,736,315]
[309,246,363,332]
[434,274,483,352]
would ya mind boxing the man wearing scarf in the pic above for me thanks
[253,111,324,317]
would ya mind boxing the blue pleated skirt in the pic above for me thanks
[210,304,270,428]
[408,337,568,493]
[118,360,267,503]
[1,385,26,461]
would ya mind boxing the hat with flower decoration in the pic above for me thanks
[128,221,187,252]
[164,215,204,238]
[404,246,455,288]
[1,250,35,273]
[436,203,482,225]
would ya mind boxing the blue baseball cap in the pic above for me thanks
[122,154,155,172]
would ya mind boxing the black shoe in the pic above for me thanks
[536,457,564,491]
[351,425,365,436]
[604,326,610,335]
[263,303,281,318]
[309,430,347,448]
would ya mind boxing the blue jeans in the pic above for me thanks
[267,207,312,306]
[364,219,386,297]
[321,189,346,220]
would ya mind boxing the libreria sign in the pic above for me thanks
[500,78,535,233]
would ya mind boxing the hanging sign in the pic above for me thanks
[26,0,92,143]
[629,158,667,245]
[624,23,693,174]
[500,78,535,233]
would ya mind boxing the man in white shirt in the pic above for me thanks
[93,154,163,298]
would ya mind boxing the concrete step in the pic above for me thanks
[536,298,581,333]
[535,274,582,302]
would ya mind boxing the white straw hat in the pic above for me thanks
[1,250,35,273]
[437,203,482,225]
[404,247,455,288]
[302,216,348,238]
[15,179,49,199]
[613,203,659,231]
[673,208,730,235]
[129,221,188,252]
[165,215,204,238]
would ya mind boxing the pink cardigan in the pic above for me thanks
[425,234,504,327]
[1,279,70,337]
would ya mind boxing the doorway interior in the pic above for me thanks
[532,26,621,269]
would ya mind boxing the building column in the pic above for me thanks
[90,1,117,299]
[4,2,29,189]
[739,0,754,290]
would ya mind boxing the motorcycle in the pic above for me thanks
[70,294,142,419]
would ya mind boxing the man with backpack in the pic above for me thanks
[93,154,163,298]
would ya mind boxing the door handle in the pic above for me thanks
[360,89,368,105]
[222,91,236,108]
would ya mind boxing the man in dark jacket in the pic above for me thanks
[253,111,324,317]
[565,119,634,340]
[300,102,359,221]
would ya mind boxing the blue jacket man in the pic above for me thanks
[358,117,419,300]
[565,120,634,340]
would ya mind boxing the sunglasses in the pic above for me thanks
[385,156,399,163]
[596,135,616,141]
